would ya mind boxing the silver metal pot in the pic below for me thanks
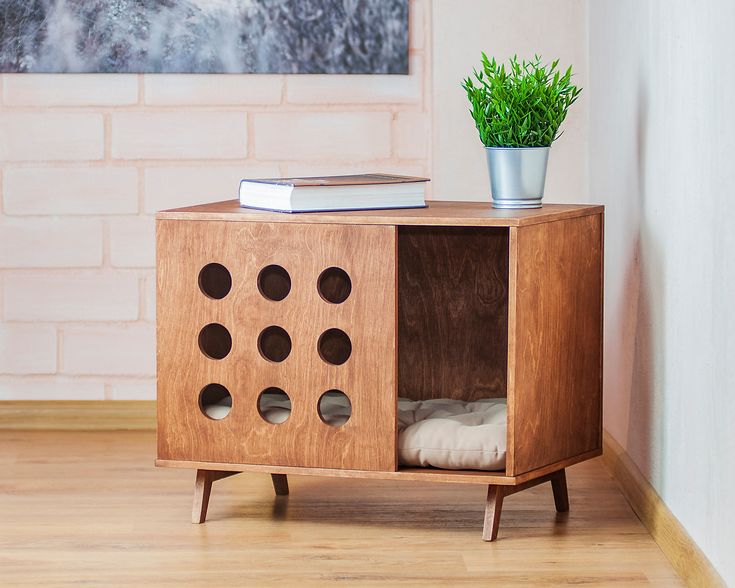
[485,146,550,209]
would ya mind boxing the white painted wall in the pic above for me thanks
[589,1,735,583]
[431,0,589,202]
[433,2,734,581]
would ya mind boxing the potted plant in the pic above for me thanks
[463,54,581,209]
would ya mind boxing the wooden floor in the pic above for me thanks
[0,431,682,587]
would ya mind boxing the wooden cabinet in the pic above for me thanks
[155,200,604,540]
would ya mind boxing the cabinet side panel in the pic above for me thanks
[508,214,603,476]
[156,219,397,471]
[398,226,509,401]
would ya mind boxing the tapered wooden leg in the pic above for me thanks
[482,485,506,542]
[551,469,570,512]
[191,470,239,524]
[192,470,214,524]
[271,474,289,496]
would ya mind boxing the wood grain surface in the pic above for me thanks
[397,226,508,401]
[158,200,604,228]
[0,400,156,430]
[157,220,397,471]
[507,213,603,476]
[155,449,600,487]
[0,430,684,586]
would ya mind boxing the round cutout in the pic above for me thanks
[198,263,232,299]
[258,265,291,301]
[317,267,352,304]
[257,387,292,424]
[317,390,352,427]
[199,383,232,420]
[257,326,292,362]
[198,323,232,360]
[317,328,352,366]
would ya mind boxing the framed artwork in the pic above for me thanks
[0,0,408,74]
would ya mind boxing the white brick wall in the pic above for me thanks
[0,0,431,400]
[144,74,283,106]
[285,57,422,104]
[0,113,104,161]
[0,324,57,375]
[394,112,430,159]
[3,74,138,106]
[109,218,156,268]
[0,378,105,400]
[254,112,393,160]
[3,273,140,321]
[0,219,102,268]
[61,324,156,376]
[143,164,280,213]
[3,168,139,216]
[111,112,249,160]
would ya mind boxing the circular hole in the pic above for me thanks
[198,263,232,300]
[258,265,291,301]
[317,328,352,366]
[317,267,352,304]
[257,326,292,362]
[257,387,292,424]
[317,390,352,427]
[198,323,232,360]
[199,383,232,420]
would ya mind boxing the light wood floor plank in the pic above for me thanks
[0,431,682,587]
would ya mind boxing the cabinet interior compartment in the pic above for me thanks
[397,225,509,403]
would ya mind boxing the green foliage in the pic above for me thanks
[462,54,582,148]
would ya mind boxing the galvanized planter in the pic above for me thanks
[485,146,550,209]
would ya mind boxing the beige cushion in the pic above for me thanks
[203,398,231,420]
[257,391,349,426]
[220,393,507,471]
[398,397,507,471]
[316,392,352,427]
[258,392,292,424]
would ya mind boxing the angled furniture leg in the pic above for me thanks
[482,485,507,542]
[271,474,289,496]
[192,469,239,524]
[551,469,570,512]
[482,469,569,541]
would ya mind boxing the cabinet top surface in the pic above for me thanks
[157,199,603,227]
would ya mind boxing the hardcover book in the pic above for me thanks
[239,173,428,213]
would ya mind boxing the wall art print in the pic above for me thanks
[0,0,408,74]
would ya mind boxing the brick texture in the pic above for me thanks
[410,0,426,49]
[111,112,248,160]
[108,379,156,400]
[0,219,102,268]
[0,324,57,375]
[286,57,422,104]
[144,74,282,105]
[109,217,155,268]
[0,0,431,399]
[61,324,156,376]
[143,273,156,323]
[0,377,105,400]
[394,111,430,159]
[0,113,104,162]
[3,74,138,106]
[143,164,280,213]
[254,112,392,160]
[3,273,140,321]
[3,167,139,216]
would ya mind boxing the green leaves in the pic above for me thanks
[462,54,582,148]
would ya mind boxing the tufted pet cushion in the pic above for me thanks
[397,397,507,471]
